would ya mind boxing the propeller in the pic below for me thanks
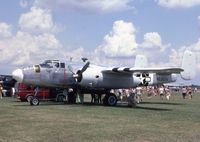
[68,61,90,83]
[80,61,90,73]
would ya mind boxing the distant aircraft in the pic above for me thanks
[12,50,196,106]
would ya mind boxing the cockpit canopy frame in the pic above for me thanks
[39,60,65,69]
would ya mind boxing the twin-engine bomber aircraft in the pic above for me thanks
[12,50,196,106]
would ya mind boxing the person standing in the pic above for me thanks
[63,89,68,102]
[187,86,193,99]
[158,85,165,100]
[165,86,171,100]
[136,86,143,103]
[91,93,95,104]
[97,94,102,104]
[181,86,187,99]
[147,86,154,98]
[78,93,84,104]
[0,84,3,99]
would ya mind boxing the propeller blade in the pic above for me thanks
[80,61,90,74]
[69,61,90,83]
[72,61,90,83]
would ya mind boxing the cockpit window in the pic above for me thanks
[34,65,41,73]
[53,62,59,68]
[60,63,65,68]
[40,60,64,69]
[136,74,140,77]
[39,63,53,68]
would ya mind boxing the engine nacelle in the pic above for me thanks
[80,68,141,89]
[79,67,103,88]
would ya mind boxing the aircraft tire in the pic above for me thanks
[107,93,117,106]
[30,97,40,106]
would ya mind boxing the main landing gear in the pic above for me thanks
[102,92,138,107]
[103,93,118,106]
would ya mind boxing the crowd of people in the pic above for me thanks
[114,85,198,103]
[82,85,198,105]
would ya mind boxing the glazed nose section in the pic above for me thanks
[12,69,24,83]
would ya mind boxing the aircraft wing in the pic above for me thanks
[102,67,184,75]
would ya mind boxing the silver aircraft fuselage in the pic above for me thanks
[12,60,142,89]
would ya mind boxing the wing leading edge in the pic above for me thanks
[102,67,184,75]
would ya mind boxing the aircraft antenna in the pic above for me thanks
[81,58,88,62]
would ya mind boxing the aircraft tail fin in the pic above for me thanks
[181,50,196,80]
[134,55,148,68]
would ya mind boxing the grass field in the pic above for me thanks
[0,92,200,142]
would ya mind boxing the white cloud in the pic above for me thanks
[185,39,200,71]
[97,20,138,57]
[168,48,182,66]
[18,6,57,34]
[140,32,169,51]
[0,31,66,66]
[95,20,171,66]
[34,0,133,13]
[20,0,28,8]
[0,6,67,68]
[156,0,200,8]
[189,38,200,51]
[65,47,86,61]
[0,22,12,38]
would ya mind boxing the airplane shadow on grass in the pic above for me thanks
[134,106,172,111]
[81,102,173,111]
[12,101,67,106]
[13,101,174,111]
[140,101,184,106]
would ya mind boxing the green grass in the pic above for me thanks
[0,92,200,142]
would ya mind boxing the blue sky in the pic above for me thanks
[0,0,200,84]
